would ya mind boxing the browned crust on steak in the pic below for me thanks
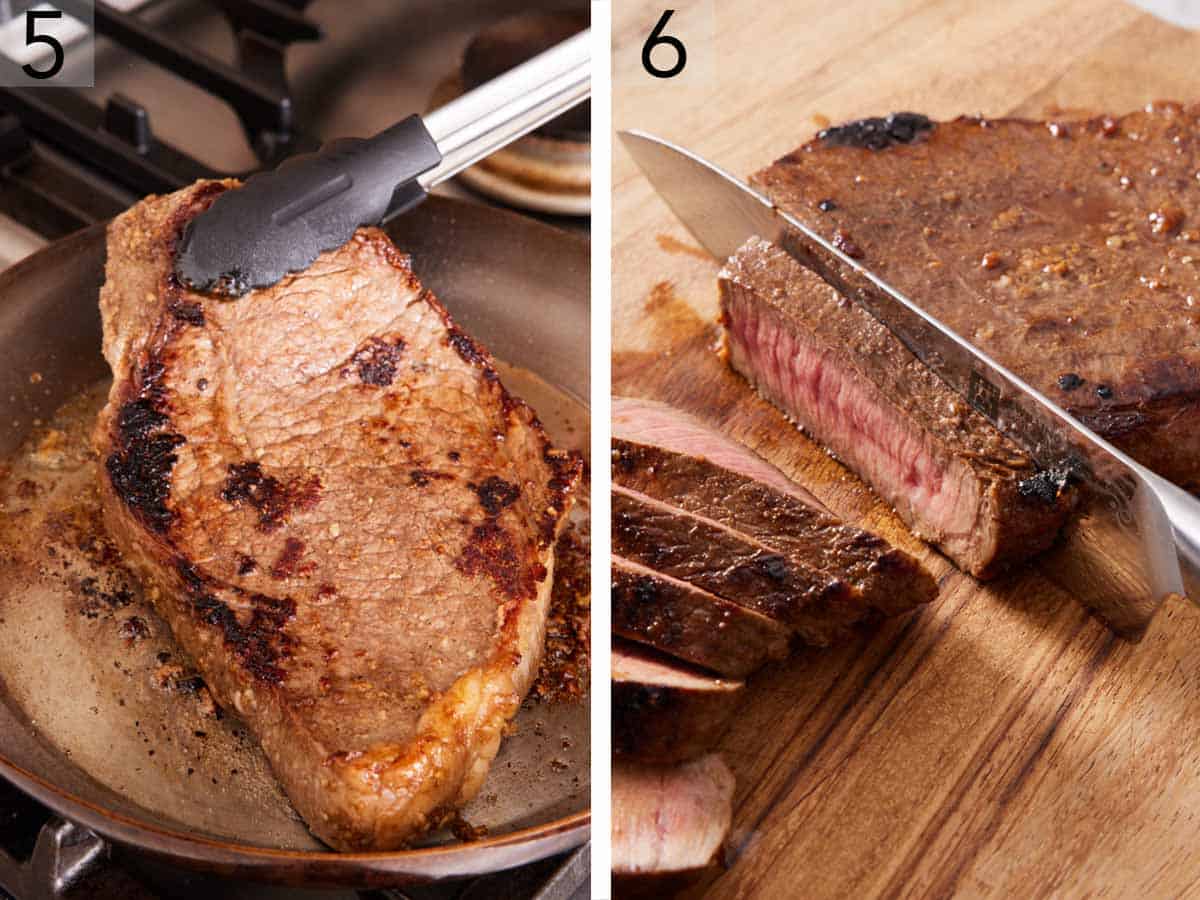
[611,555,791,678]
[612,484,862,644]
[612,643,741,764]
[611,430,935,617]
[93,180,582,850]
[753,102,1200,489]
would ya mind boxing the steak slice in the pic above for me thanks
[612,753,734,894]
[612,485,860,645]
[93,180,582,851]
[612,642,741,764]
[612,395,935,615]
[720,237,1075,578]
[612,555,790,678]
[752,105,1200,491]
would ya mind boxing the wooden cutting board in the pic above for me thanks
[612,2,1200,896]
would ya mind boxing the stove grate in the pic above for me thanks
[0,0,323,235]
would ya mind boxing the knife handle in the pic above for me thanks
[1147,473,1200,603]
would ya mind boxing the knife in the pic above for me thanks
[175,30,590,297]
[619,128,1200,638]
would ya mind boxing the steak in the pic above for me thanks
[612,753,734,894]
[93,180,582,850]
[612,396,935,616]
[612,485,860,645]
[612,642,741,764]
[752,104,1200,491]
[612,555,790,678]
[721,237,1076,578]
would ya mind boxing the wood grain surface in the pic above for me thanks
[612,3,1200,897]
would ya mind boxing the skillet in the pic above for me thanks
[0,194,590,887]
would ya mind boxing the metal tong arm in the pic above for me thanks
[173,30,589,296]
[414,28,591,196]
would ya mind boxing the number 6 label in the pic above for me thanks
[642,10,687,79]
[616,3,712,91]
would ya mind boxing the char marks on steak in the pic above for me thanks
[753,103,1200,491]
[612,753,734,892]
[612,555,790,678]
[93,180,582,851]
[720,237,1075,578]
[612,396,935,616]
[612,642,741,764]
[612,485,860,645]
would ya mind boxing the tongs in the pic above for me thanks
[175,29,590,296]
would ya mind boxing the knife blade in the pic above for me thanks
[619,128,1200,638]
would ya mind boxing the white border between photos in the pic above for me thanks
[589,2,613,896]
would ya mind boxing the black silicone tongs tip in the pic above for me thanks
[173,116,442,298]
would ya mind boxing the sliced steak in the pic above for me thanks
[612,642,741,763]
[612,753,734,895]
[612,395,936,615]
[93,180,582,851]
[612,484,860,645]
[752,105,1200,491]
[612,555,790,678]
[720,237,1074,578]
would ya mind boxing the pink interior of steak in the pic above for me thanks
[612,643,741,692]
[612,395,824,507]
[612,753,734,876]
[722,286,987,564]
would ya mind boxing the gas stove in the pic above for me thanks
[0,0,588,263]
[0,2,589,898]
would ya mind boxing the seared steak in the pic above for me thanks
[612,396,935,615]
[612,555,790,678]
[612,642,740,763]
[93,181,582,850]
[612,485,860,645]
[752,104,1200,491]
[721,237,1075,578]
[612,753,734,893]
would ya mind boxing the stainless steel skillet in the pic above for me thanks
[0,194,590,887]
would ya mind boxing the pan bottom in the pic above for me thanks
[0,366,589,853]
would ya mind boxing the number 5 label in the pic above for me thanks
[0,1,95,87]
